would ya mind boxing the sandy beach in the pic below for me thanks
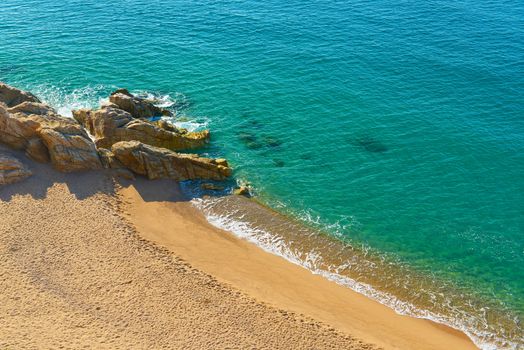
[0,145,477,349]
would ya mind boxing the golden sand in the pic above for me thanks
[0,148,477,349]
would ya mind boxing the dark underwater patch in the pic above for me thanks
[262,135,282,148]
[238,132,263,149]
[300,153,313,160]
[354,136,388,153]
[238,132,283,150]
[272,159,285,167]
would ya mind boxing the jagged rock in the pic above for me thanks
[7,101,56,116]
[0,102,52,149]
[99,100,120,109]
[110,88,132,96]
[39,125,102,172]
[0,82,41,108]
[0,102,101,172]
[154,119,184,133]
[25,137,50,163]
[73,107,133,148]
[109,90,171,119]
[123,119,209,150]
[73,107,209,151]
[0,84,232,179]
[97,148,123,169]
[233,186,250,196]
[215,158,229,167]
[0,154,32,185]
[111,141,232,181]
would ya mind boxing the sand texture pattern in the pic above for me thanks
[0,152,379,349]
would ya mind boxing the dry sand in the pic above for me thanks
[0,147,478,349]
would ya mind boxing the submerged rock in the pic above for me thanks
[0,154,32,185]
[262,135,282,148]
[111,141,232,181]
[109,89,171,119]
[0,82,41,108]
[354,136,388,153]
[238,132,263,150]
[238,132,283,150]
[272,159,285,167]
[300,153,312,160]
[201,183,225,191]
[73,107,209,151]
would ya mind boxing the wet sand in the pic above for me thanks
[0,147,477,349]
[120,178,477,350]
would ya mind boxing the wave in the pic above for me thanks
[26,84,111,117]
[190,194,523,350]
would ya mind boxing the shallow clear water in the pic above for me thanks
[1,0,523,348]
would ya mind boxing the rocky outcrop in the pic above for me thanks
[73,107,132,148]
[0,103,55,149]
[0,82,231,180]
[39,125,102,172]
[73,107,209,151]
[111,141,231,181]
[109,89,171,119]
[0,154,32,185]
[7,101,56,116]
[0,82,41,107]
[0,91,101,172]
[97,147,123,169]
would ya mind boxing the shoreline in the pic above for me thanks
[0,82,483,348]
[0,152,380,349]
[118,177,478,350]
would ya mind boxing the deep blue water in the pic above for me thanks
[1,0,523,348]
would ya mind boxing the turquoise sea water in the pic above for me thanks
[1,0,523,348]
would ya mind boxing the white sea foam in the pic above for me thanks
[28,84,111,117]
[131,90,209,132]
[20,84,208,133]
[191,196,521,350]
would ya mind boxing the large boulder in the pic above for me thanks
[73,107,209,151]
[39,124,102,172]
[0,102,51,149]
[111,141,231,181]
[0,154,32,185]
[0,82,41,107]
[109,89,171,119]
[0,102,101,171]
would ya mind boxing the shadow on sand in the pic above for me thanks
[0,144,230,204]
